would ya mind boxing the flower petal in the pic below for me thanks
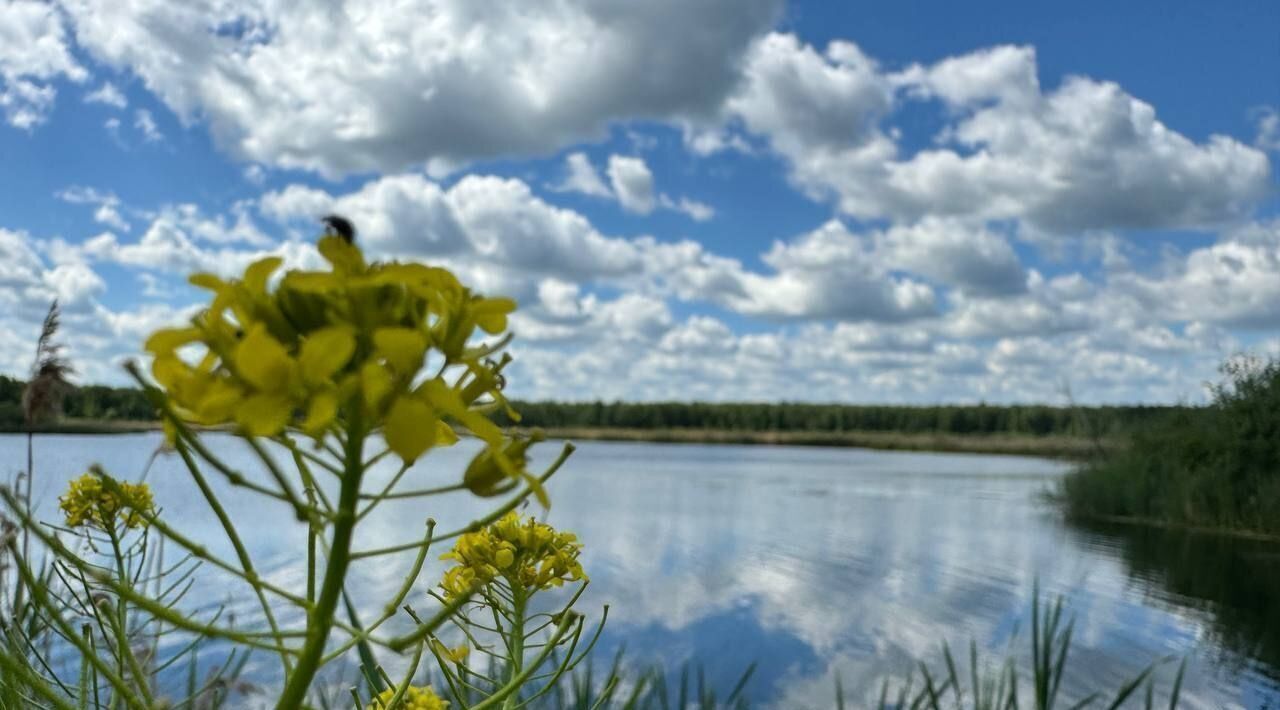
[235,393,293,436]
[436,420,459,447]
[373,327,428,374]
[473,297,516,334]
[194,379,244,423]
[189,273,229,292]
[361,361,393,413]
[281,271,341,293]
[300,326,356,384]
[422,378,502,445]
[302,389,339,436]
[244,256,283,294]
[234,325,295,393]
[318,234,366,273]
[145,327,200,355]
[384,396,438,463]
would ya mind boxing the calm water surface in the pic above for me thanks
[3,433,1278,708]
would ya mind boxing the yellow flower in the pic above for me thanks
[462,432,544,499]
[384,396,439,463]
[59,471,155,531]
[431,639,469,664]
[439,512,586,598]
[472,297,516,335]
[142,227,526,470]
[373,327,428,374]
[366,684,448,710]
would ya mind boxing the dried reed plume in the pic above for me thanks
[21,300,73,427]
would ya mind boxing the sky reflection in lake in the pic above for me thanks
[2,433,1277,708]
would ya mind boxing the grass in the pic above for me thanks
[309,589,1185,710]
[854,590,1185,710]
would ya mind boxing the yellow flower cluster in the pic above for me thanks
[366,684,448,710]
[144,234,528,471]
[59,472,155,531]
[440,512,586,598]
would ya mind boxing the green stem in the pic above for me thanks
[6,539,147,709]
[107,529,155,707]
[320,521,434,665]
[355,463,413,522]
[280,435,345,481]
[244,436,314,523]
[469,614,578,710]
[15,431,32,616]
[102,485,308,608]
[382,639,426,709]
[358,482,466,502]
[79,624,92,710]
[509,602,608,710]
[351,443,574,561]
[1,489,298,654]
[158,410,297,507]
[502,587,527,710]
[306,491,317,610]
[0,649,78,710]
[105,601,154,707]
[385,587,478,652]
[274,412,366,710]
[173,441,293,674]
[288,444,334,513]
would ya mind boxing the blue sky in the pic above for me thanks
[1,0,1277,403]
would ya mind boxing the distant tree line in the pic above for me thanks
[0,374,1181,438]
[497,400,1180,437]
[0,375,155,428]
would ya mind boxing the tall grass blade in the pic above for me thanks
[725,661,756,704]
[1102,664,1158,710]
[1167,659,1186,710]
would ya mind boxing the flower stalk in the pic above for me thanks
[0,220,600,709]
[277,407,366,709]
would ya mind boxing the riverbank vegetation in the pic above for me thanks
[0,376,153,428]
[1061,356,1280,537]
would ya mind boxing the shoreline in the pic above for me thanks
[3,420,1102,458]
[1,419,164,434]
[517,426,1104,458]
[1068,511,1280,543]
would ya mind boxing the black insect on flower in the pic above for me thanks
[321,214,356,244]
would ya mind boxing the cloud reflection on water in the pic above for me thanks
[2,434,1275,708]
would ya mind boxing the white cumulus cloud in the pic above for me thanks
[718,35,1271,235]
[84,81,127,109]
[134,108,162,142]
[554,152,612,198]
[607,155,656,214]
[58,0,781,176]
[0,0,87,128]
[558,152,715,220]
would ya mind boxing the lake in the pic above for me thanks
[3,433,1278,708]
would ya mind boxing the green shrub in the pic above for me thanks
[1062,356,1280,535]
